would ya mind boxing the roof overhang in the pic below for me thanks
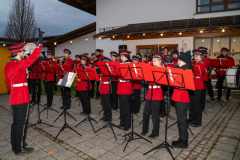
[58,0,96,15]
[94,15,240,40]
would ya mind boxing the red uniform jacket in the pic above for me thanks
[204,56,211,79]
[202,61,208,82]
[146,82,163,101]
[194,61,205,90]
[218,56,235,76]
[4,45,42,105]
[75,65,92,91]
[172,88,190,103]
[58,58,73,80]
[99,75,110,94]
[117,77,133,95]
[42,60,55,81]
[172,58,178,64]
[97,55,104,62]
[133,80,141,90]
[29,60,41,79]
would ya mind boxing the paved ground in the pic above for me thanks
[0,92,240,160]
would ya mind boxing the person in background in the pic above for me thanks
[74,55,81,97]
[172,50,179,64]
[132,55,142,114]
[110,51,119,110]
[216,47,235,101]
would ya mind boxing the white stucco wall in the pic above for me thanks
[123,37,194,57]
[55,32,96,59]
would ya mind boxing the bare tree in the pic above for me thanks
[3,0,38,43]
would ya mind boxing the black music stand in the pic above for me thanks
[40,61,59,118]
[94,61,121,140]
[28,59,54,128]
[75,66,98,133]
[52,65,77,123]
[144,67,194,160]
[53,71,81,141]
[119,63,152,152]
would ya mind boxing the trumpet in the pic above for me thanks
[52,56,57,61]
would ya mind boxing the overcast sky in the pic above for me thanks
[0,0,96,37]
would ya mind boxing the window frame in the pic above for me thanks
[196,0,240,14]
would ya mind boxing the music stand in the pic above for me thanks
[119,62,152,152]
[52,64,78,123]
[210,59,229,106]
[144,67,195,160]
[28,59,54,128]
[94,61,121,140]
[40,61,59,118]
[74,66,99,133]
[53,70,81,142]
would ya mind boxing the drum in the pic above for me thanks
[225,68,240,89]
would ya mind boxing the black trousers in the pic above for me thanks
[90,81,95,97]
[110,81,118,108]
[28,78,31,93]
[96,81,100,98]
[201,81,207,110]
[160,87,167,114]
[11,103,29,152]
[207,78,214,98]
[119,94,132,129]
[100,93,112,119]
[175,102,188,140]
[217,75,231,99]
[133,89,141,112]
[189,90,203,124]
[62,87,71,108]
[30,79,41,102]
[79,90,91,113]
[44,81,54,107]
[142,100,161,135]
[75,89,79,96]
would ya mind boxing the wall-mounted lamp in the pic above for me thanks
[160,33,163,36]
[54,42,57,45]
[179,32,182,35]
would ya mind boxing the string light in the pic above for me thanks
[160,33,163,36]
[179,32,182,35]
[54,42,57,45]
[200,30,203,33]
[222,28,225,32]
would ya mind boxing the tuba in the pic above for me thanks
[23,43,37,57]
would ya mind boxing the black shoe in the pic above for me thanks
[74,95,78,97]
[99,117,106,121]
[191,122,202,127]
[160,112,166,118]
[65,106,70,110]
[60,106,64,109]
[122,127,130,131]
[141,132,147,136]
[187,119,194,125]
[95,97,99,99]
[15,147,34,156]
[171,139,188,148]
[44,103,47,106]
[210,97,215,101]
[113,107,118,110]
[148,134,159,138]
[80,111,86,115]
[117,125,124,129]
[104,118,112,122]
[90,96,94,99]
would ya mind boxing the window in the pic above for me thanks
[196,0,240,13]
